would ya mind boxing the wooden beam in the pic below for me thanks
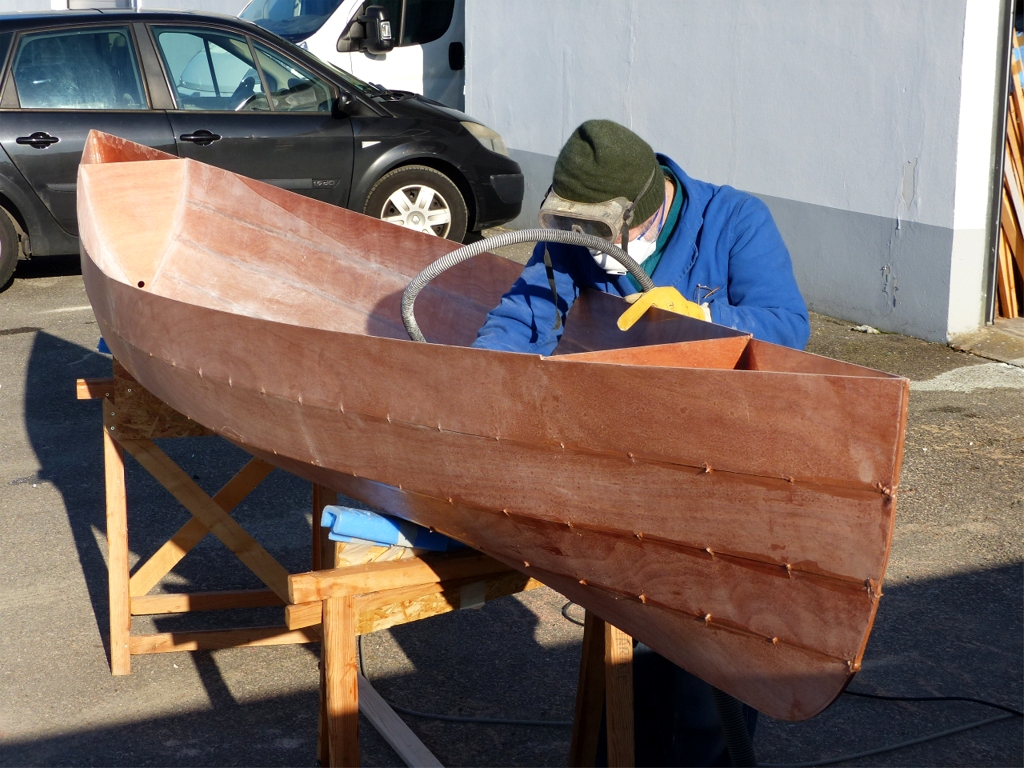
[358,674,443,767]
[288,551,514,604]
[324,595,360,767]
[313,484,339,571]
[128,626,317,654]
[569,610,606,768]
[1003,189,1024,279]
[117,438,292,602]
[286,572,541,631]
[128,457,275,597]
[604,622,635,767]
[104,427,131,676]
[77,377,114,400]
[131,589,284,615]
[313,483,339,768]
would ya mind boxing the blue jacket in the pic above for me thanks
[473,155,810,353]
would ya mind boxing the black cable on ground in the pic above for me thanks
[356,634,573,727]
[759,713,1015,768]
[843,689,1024,717]
[561,600,585,626]
[354,600,1024,761]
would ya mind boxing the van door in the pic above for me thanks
[345,0,464,110]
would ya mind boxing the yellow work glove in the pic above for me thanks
[618,287,709,330]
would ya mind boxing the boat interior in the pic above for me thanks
[79,131,896,381]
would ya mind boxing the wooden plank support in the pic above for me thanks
[314,483,340,768]
[77,377,115,400]
[604,622,635,768]
[117,438,292,602]
[288,551,513,604]
[324,595,360,767]
[569,610,607,768]
[286,571,541,631]
[358,674,443,768]
[128,626,317,654]
[104,427,132,676]
[128,457,275,597]
[131,589,284,615]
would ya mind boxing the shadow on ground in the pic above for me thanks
[5,329,1020,767]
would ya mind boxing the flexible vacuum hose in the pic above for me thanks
[401,228,655,342]
[711,686,758,767]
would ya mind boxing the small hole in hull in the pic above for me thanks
[137,281,145,288]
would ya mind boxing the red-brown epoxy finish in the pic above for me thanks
[78,131,909,721]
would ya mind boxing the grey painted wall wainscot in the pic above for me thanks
[466,0,1006,342]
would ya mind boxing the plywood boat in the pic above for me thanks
[78,131,909,722]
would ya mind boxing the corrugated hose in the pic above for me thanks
[401,228,655,343]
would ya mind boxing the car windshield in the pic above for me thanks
[318,58,385,96]
[240,0,346,43]
[255,32,383,97]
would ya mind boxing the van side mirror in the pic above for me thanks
[337,5,394,55]
[360,6,394,54]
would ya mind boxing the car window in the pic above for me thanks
[252,42,331,112]
[351,0,453,47]
[151,27,269,112]
[0,33,13,72]
[240,0,346,44]
[400,0,455,46]
[11,27,146,110]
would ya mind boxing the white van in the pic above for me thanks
[239,0,465,110]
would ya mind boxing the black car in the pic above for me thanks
[0,10,523,288]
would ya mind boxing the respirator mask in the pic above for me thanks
[538,168,662,275]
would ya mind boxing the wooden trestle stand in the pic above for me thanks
[78,360,636,767]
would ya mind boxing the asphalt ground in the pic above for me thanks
[0,252,1021,767]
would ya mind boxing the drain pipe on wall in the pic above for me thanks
[984,0,1015,324]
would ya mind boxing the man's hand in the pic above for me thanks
[619,287,710,330]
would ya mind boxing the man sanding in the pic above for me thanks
[473,120,810,765]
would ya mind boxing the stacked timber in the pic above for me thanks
[999,32,1024,318]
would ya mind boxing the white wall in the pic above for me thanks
[466,0,1006,342]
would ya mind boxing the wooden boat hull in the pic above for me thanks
[78,131,908,721]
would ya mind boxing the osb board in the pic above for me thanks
[354,572,542,635]
[106,359,213,440]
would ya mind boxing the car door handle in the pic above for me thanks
[179,130,222,146]
[16,132,59,149]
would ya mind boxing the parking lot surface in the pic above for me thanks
[0,255,1020,767]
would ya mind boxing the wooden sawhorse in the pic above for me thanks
[78,360,562,766]
[78,360,317,674]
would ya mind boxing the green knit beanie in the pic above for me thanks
[552,119,664,227]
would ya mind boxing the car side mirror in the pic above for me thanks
[333,91,353,116]
[358,5,394,55]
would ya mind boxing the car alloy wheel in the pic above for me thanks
[364,165,468,242]
[383,184,452,237]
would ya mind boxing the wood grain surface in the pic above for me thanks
[78,131,910,721]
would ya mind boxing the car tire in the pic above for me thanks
[364,165,468,242]
[0,209,19,291]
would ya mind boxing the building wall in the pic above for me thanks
[466,0,1005,342]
